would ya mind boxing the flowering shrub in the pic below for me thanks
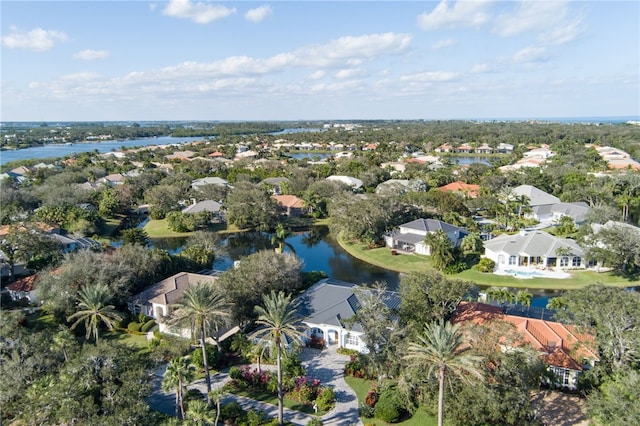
[364,382,379,408]
[344,354,372,379]
[289,376,322,403]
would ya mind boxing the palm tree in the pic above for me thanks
[67,284,122,344]
[208,389,227,426]
[249,291,304,426]
[51,326,77,362]
[172,282,231,402]
[186,399,216,425]
[515,290,533,308]
[404,320,484,426]
[425,230,455,271]
[162,356,196,420]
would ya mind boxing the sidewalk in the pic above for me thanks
[148,346,362,426]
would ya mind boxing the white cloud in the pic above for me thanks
[471,63,490,73]
[418,0,492,30]
[400,71,459,82]
[308,70,326,79]
[494,1,583,45]
[431,38,456,49]
[162,0,236,24]
[245,5,272,23]
[513,46,548,63]
[299,33,412,67]
[335,69,360,79]
[73,49,110,60]
[1,26,68,52]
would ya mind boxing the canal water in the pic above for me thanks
[152,226,555,306]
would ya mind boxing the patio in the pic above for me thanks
[494,266,571,279]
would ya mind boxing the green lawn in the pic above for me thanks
[104,330,151,350]
[344,376,437,426]
[337,234,639,290]
[142,219,195,238]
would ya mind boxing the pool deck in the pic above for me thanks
[494,266,570,279]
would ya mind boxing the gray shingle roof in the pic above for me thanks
[484,230,584,257]
[513,185,561,206]
[182,200,223,214]
[296,278,400,333]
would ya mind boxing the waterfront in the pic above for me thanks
[151,226,556,306]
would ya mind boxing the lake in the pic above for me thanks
[0,136,202,165]
[152,226,555,307]
[0,128,324,166]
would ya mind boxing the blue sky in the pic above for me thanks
[1,0,638,121]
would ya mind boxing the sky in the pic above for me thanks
[1,0,639,122]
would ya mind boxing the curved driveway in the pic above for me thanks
[148,346,363,426]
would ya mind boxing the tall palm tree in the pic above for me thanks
[172,282,231,403]
[67,284,122,344]
[162,356,196,420]
[51,326,77,362]
[249,291,304,426]
[404,320,484,426]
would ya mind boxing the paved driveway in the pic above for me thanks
[148,346,363,426]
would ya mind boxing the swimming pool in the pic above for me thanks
[503,269,538,279]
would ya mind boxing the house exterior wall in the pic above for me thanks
[303,322,367,352]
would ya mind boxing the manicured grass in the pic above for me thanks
[344,376,437,426]
[143,219,194,238]
[104,330,151,349]
[337,234,640,290]
[99,215,125,238]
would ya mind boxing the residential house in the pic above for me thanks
[385,219,469,255]
[455,143,474,154]
[297,278,400,352]
[513,185,589,225]
[49,234,101,254]
[191,177,232,191]
[182,199,224,221]
[272,194,307,217]
[454,302,598,390]
[165,150,196,161]
[483,230,586,269]
[0,171,28,184]
[326,175,363,191]
[475,143,494,154]
[4,274,39,303]
[260,177,291,195]
[496,143,514,154]
[127,271,220,320]
[438,181,480,198]
[96,173,127,187]
[435,143,453,153]
[375,179,411,195]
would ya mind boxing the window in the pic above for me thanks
[346,334,360,347]
[551,367,571,387]
[560,257,569,267]
[509,255,517,265]
[572,257,581,267]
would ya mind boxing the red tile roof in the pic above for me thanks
[272,195,305,209]
[6,275,38,292]
[438,181,480,198]
[454,302,598,370]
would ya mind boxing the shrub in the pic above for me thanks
[359,402,375,418]
[229,366,242,380]
[191,343,218,370]
[374,390,404,423]
[443,260,469,274]
[220,401,244,422]
[127,321,142,333]
[140,319,156,333]
[316,387,335,411]
[364,382,379,408]
[307,417,324,426]
[477,257,496,273]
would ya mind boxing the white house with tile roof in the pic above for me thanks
[484,230,586,270]
[384,218,469,255]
